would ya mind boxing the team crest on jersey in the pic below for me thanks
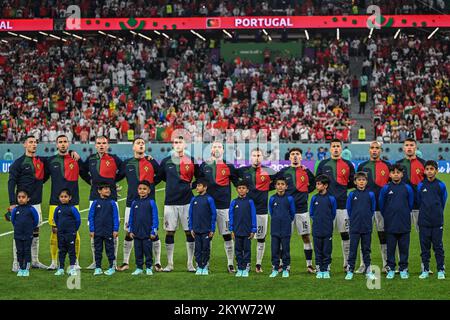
[235,205,239,208]
[37,163,41,169]
[135,205,139,208]
[354,197,358,200]
[69,163,74,170]
[144,166,149,172]
[274,202,277,206]
[106,160,111,167]
[300,176,305,182]
[381,170,385,176]
[416,168,421,174]
[261,176,265,181]
[388,190,394,195]
[222,169,226,175]
[341,169,346,174]
[185,165,190,171]
[422,188,427,192]
[315,202,319,205]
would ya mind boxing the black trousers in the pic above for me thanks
[194,233,210,269]
[134,237,153,269]
[271,235,291,270]
[314,236,333,272]
[348,232,372,272]
[386,232,410,271]
[15,238,32,270]
[235,236,251,270]
[94,235,115,269]
[58,232,76,269]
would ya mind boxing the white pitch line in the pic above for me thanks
[0,187,165,237]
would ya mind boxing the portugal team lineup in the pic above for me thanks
[7,134,447,280]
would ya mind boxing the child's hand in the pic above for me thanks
[248,233,255,240]
[113,231,118,238]
[191,230,195,238]
[130,233,135,239]
[208,231,214,238]
[90,232,95,238]
[52,227,57,234]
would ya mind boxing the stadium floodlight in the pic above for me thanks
[394,29,401,39]
[107,34,117,39]
[428,27,439,39]
[262,29,268,36]
[304,29,309,40]
[18,34,32,41]
[98,31,106,36]
[39,31,49,36]
[138,33,152,41]
[161,32,170,40]
[154,30,161,35]
[190,30,206,41]
[7,32,18,36]
[369,28,374,39]
[49,34,62,40]
[63,31,84,40]
[336,28,340,40]
[222,30,232,38]
[268,35,272,41]
[1,39,8,43]
[130,30,137,35]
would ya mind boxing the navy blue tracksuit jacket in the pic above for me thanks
[128,197,159,269]
[188,194,217,268]
[417,178,448,272]
[379,181,414,271]
[310,192,337,272]
[346,189,376,272]
[54,205,81,268]
[229,196,257,270]
[269,193,296,269]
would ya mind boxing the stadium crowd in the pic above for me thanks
[1,0,447,19]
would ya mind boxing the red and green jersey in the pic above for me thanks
[396,157,426,209]
[357,159,390,210]
[276,166,315,213]
[238,165,275,215]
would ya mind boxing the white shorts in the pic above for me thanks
[88,200,120,226]
[255,214,268,240]
[32,204,42,227]
[216,209,230,235]
[124,207,131,232]
[411,209,419,232]
[292,212,311,236]
[374,211,384,232]
[164,204,190,232]
[334,209,349,233]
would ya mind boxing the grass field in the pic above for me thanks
[0,173,449,300]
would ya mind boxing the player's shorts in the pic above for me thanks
[216,208,231,235]
[411,209,420,232]
[374,211,384,232]
[334,209,349,233]
[49,205,80,227]
[88,200,120,226]
[32,204,42,228]
[255,214,268,240]
[292,212,311,235]
[164,204,190,232]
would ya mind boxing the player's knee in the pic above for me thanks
[257,238,265,243]
[125,234,133,241]
[302,234,311,243]
[378,232,386,244]
[340,232,350,241]
[165,234,174,244]
[223,234,232,241]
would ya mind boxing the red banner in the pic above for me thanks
[66,15,450,31]
[0,19,53,32]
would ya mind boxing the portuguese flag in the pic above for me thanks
[156,126,174,142]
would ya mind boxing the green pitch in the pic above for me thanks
[0,174,449,300]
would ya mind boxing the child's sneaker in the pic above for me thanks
[202,268,209,275]
[54,268,65,276]
[419,271,429,279]
[269,270,279,278]
[323,271,330,279]
[17,269,24,277]
[282,270,289,278]
[386,270,395,279]
[242,269,249,277]
[104,268,115,276]
[68,267,77,276]
[438,271,445,280]
[93,268,103,276]
[366,272,376,281]
[195,267,203,275]
[345,271,354,280]
[235,270,243,277]
[316,272,324,279]
[146,268,153,276]
[22,269,30,277]
[400,270,409,279]
[131,268,143,276]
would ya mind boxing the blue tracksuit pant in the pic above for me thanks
[314,236,333,272]
[348,232,372,272]
[386,232,410,271]
[194,233,210,269]
[420,226,445,272]
[235,236,251,270]
[15,238,32,270]
[271,235,291,270]
[134,237,153,269]
[94,235,115,269]
[58,232,76,269]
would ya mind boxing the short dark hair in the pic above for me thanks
[315,174,330,186]
[330,138,342,145]
[354,171,368,180]
[16,189,29,197]
[289,148,303,155]
[23,135,36,143]
[390,163,404,173]
[424,160,438,170]
[404,138,416,144]
[133,137,146,144]
[59,188,72,197]
[236,180,249,189]
[138,180,151,188]
[56,134,68,142]
[97,183,111,190]
[275,176,287,184]
[196,178,208,188]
